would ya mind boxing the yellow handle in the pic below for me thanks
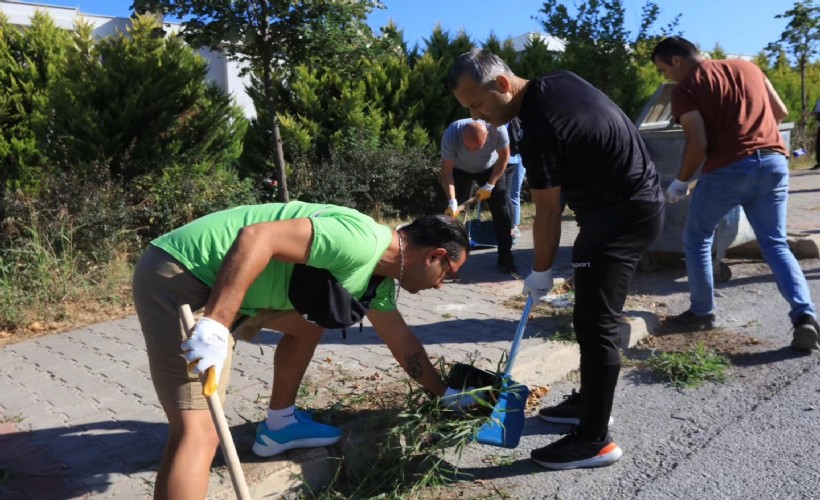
[179,305,219,398]
[203,367,217,397]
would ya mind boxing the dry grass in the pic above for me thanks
[791,154,817,170]
[0,252,135,347]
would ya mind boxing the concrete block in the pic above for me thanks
[206,447,338,499]
[792,236,820,259]
[620,310,658,348]
[511,341,580,387]
[732,234,820,260]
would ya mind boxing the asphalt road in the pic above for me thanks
[450,256,820,500]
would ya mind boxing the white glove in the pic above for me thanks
[666,179,689,204]
[523,268,554,302]
[181,317,230,384]
[476,183,494,201]
[441,386,483,412]
[445,198,460,218]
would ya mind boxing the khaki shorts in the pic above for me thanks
[132,246,289,410]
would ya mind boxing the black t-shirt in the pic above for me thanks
[518,71,661,217]
[507,117,522,156]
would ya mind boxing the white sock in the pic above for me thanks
[265,406,297,431]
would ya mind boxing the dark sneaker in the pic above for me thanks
[538,389,614,426]
[496,255,517,275]
[811,164,820,170]
[792,314,820,351]
[531,432,623,470]
[663,310,716,331]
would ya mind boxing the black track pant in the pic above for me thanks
[453,165,515,260]
[573,200,664,441]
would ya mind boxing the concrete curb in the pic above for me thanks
[511,308,658,387]
[208,447,337,499]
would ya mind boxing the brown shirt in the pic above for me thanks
[671,59,788,173]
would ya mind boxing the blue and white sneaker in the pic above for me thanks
[251,409,341,457]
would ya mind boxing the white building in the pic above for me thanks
[0,0,254,117]
[509,32,566,53]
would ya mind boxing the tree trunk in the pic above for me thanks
[800,57,808,130]
[263,66,289,202]
[270,111,289,203]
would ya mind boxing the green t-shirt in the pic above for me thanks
[151,201,396,316]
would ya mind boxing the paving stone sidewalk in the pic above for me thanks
[1,168,818,499]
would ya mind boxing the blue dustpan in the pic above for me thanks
[474,295,533,448]
[474,376,529,448]
[467,200,497,249]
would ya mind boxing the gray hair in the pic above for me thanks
[447,48,513,91]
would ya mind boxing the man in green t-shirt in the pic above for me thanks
[132,201,474,499]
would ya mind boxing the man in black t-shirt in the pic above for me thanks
[448,49,664,470]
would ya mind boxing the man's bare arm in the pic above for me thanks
[677,110,708,182]
[368,309,448,396]
[764,78,788,124]
[204,218,314,327]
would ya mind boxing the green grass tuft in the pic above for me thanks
[645,343,730,388]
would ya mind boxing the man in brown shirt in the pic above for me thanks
[651,36,818,350]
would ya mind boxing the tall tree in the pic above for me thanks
[536,0,679,117]
[130,0,385,201]
[50,15,244,181]
[767,0,820,128]
[509,35,559,79]
[710,42,727,59]
[412,27,476,139]
[482,33,519,69]
[0,11,69,196]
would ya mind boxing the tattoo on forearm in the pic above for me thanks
[404,351,423,379]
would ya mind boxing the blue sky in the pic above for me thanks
[12,0,790,57]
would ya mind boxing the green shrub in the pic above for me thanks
[128,163,258,243]
[289,139,441,219]
[0,11,70,197]
[1,167,133,262]
[48,15,248,183]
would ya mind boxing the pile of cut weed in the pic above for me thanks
[309,360,518,499]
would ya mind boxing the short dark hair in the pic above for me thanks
[651,36,699,64]
[400,214,470,260]
[447,48,512,91]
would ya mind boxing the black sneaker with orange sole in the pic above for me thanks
[538,389,614,427]
[531,432,623,470]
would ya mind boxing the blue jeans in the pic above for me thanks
[509,159,525,226]
[684,152,816,323]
